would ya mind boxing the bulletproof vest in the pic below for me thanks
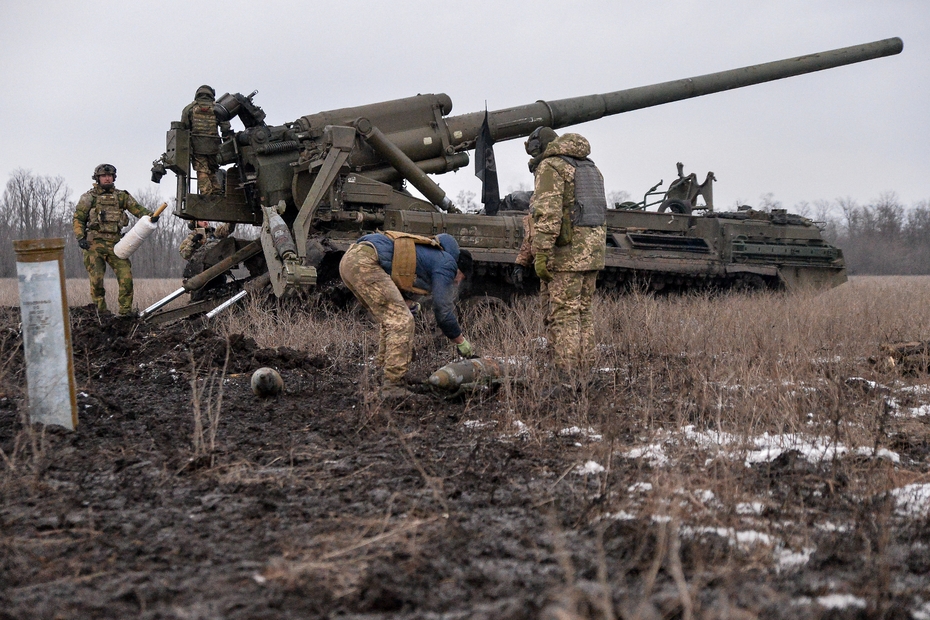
[190,103,221,155]
[382,230,443,295]
[88,190,129,235]
[559,156,607,227]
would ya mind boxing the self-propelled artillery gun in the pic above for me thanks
[144,37,901,320]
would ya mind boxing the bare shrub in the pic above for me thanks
[189,343,230,460]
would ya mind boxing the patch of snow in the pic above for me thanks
[854,447,900,463]
[622,444,668,467]
[623,424,900,471]
[627,482,653,493]
[743,433,851,466]
[492,356,529,366]
[508,420,530,438]
[695,489,716,504]
[775,546,814,571]
[733,530,774,545]
[683,425,740,449]
[816,594,866,610]
[604,511,637,521]
[559,426,602,441]
[912,601,930,620]
[576,461,605,475]
[736,502,764,515]
[846,377,882,391]
[891,483,930,517]
[463,419,495,429]
[681,525,774,547]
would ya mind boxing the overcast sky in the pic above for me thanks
[0,1,926,219]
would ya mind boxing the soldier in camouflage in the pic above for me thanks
[526,128,607,372]
[179,220,237,261]
[180,85,230,196]
[339,232,474,399]
[73,164,155,315]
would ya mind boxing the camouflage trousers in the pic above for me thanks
[192,154,221,195]
[339,243,415,383]
[541,270,598,371]
[82,235,134,315]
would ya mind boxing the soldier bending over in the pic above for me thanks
[339,232,474,399]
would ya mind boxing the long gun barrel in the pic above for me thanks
[452,37,903,143]
[285,38,901,174]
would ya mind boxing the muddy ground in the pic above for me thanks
[1,305,929,619]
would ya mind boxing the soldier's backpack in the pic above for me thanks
[381,230,444,294]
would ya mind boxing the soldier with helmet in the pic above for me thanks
[525,127,608,373]
[73,164,155,316]
[178,219,237,261]
[180,85,230,195]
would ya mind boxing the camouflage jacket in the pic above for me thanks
[73,185,151,240]
[180,100,231,155]
[179,222,235,260]
[530,134,606,272]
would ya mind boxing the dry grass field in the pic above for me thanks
[1,276,929,618]
[0,278,184,313]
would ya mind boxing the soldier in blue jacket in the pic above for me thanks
[340,232,474,399]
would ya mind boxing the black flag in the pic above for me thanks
[475,110,500,215]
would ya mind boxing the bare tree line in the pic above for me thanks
[0,169,190,279]
[790,192,930,275]
[3,170,929,278]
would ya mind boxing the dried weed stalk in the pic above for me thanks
[189,341,230,458]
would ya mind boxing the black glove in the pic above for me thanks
[192,233,204,243]
[77,238,89,250]
[149,215,160,223]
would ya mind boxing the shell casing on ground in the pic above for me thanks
[429,358,503,389]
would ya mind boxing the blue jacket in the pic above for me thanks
[358,233,463,339]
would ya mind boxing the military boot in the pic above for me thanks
[380,379,414,400]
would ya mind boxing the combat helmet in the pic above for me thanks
[195,85,216,101]
[93,163,117,188]
[524,126,558,157]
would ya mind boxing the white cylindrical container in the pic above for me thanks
[113,216,157,259]
[13,238,78,430]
